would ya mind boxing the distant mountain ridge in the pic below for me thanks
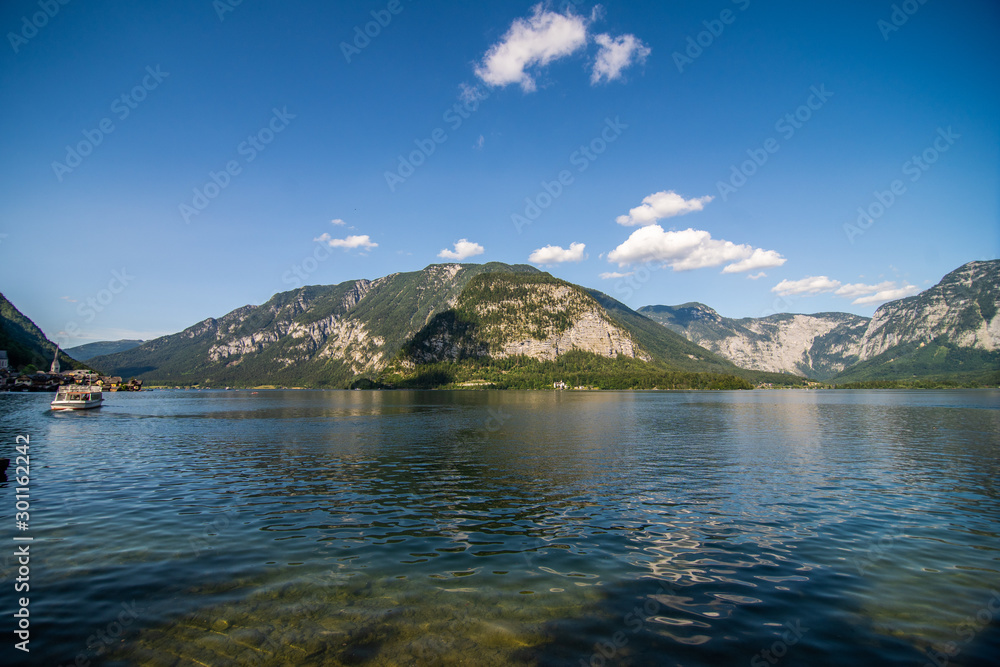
[640,260,999,383]
[76,260,1000,387]
[90,263,761,388]
[65,339,144,361]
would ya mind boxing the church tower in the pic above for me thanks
[50,346,61,374]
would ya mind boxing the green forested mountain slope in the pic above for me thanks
[1,292,87,372]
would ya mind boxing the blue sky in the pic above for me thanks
[1,0,997,347]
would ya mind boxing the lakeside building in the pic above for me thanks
[50,346,61,374]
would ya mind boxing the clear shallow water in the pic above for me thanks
[1,389,998,666]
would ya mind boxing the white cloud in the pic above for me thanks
[747,272,767,280]
[771,276,842,296]
[474,5,589,92]
[316,233,378,251]
[721,248,787,274]
[832,280,920,304]
[851,284,919,305]
[591,33,650,84]
[438,239,485,261]
[607,226,785,274]
[834,281,896,299]
[529,242,587,264]
[770,277,921,305]
[330,218,346,226]
[459,83,487,104]
[600,271,633,279]
[474,134,485,150]
[616,190,713,226]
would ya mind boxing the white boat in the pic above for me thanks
[51,385,103,411]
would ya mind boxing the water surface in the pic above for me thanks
[1,389,998,665]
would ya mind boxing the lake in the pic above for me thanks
[1,389,998,666]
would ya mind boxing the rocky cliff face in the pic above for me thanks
[500,310,646,361]
[402,275,649,365]
[476,282,647,361]
[857,260,999,358]
[207,279,381,372]
[206,281,370,362]
[711,314,868,379]
[640,304,867,380]
[640,260,999,382]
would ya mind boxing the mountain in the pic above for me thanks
[0,293,88,372]
[852,260,999,358]
[639,260,1000,384]
[832,260,999,384]
[387,271,742,372]
[639,304,869,380]
[396,272,649,365]
[65,339,144,361]
[89,263,788,388]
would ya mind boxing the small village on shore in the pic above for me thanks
[0,348,142,393]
